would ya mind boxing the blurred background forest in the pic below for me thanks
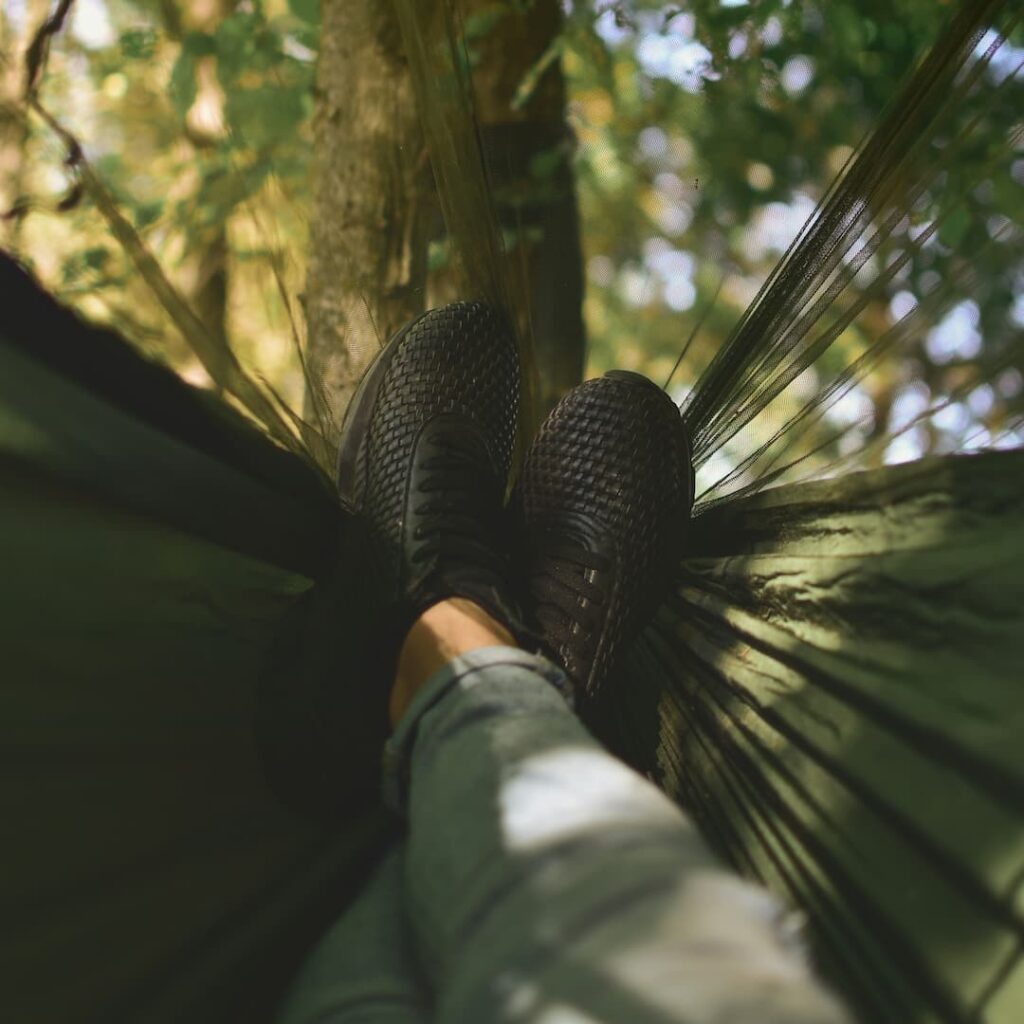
[1,0,1021,497]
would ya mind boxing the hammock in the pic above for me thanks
[1,256,395,1021]
[2,0,1021,1021]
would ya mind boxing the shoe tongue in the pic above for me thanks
[408,566,538,653]
[406,414,495,538]
[404,414,529,635]
[422,411,488,454]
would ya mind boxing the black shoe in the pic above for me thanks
[337,301,522,632]
[515,370,694,696]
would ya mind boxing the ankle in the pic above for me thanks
[389,597,516,728]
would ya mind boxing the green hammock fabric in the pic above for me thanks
[608,451,1024,1022]
[1,262,394,1023]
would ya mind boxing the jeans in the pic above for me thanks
[279,648,850,1023]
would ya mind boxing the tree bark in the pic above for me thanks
[305,0,430,450]
[307,0,584,445]
[458,0,586,417]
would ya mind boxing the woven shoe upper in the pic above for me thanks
[517,371,693,695]
[339,301,520,623]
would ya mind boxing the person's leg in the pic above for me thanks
[280,298,527,1024]
[277,847,432,1024]
[386,599,851,1024]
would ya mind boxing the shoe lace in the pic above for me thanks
[409,432,505,582]
[529,534,610,643]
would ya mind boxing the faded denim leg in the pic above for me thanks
[278,847,431,1024]
[385,646,850,1024]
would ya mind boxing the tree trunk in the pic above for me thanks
[305,0,430,450]
[307,0,584,447]
[466,0,586,416]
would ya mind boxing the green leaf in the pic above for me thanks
[183,31,217,58]
[168,51,196,119]
[938,206,971,250]
[287,0,319,25]
[215,13,261,82]
[133,201,164,230]
[512,37,564,112]
[428,238,451,272]
[196,161,270,215]
[84,247,111,270]
[60,247,110,283]
[225,86,305,147]
[61,254,83,284]
[528,145,565,181]
[120,30,157,60]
